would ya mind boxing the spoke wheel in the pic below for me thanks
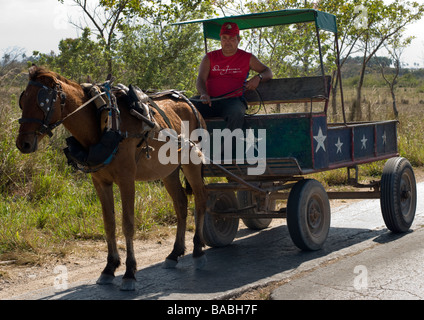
[237,190,272,230]
[381,157,417,233]
[287,179,330,251]
[203,191,239,247]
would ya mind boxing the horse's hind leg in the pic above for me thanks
[182,163,207,269]
[161,169,188,268]
[92,178,121,285]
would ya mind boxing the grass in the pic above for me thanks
[1,81,423,264]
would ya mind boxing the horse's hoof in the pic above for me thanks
[193,255,207,270]
[96,273,115,285]
[162,258,178,269]
[120,278,136,291]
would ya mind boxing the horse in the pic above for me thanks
[16,65,208,291]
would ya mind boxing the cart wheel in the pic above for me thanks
[287,179,331,251]
[237,190,272,230]
[380,157,417,233]
[203,191,239,247]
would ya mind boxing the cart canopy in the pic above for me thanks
[173,9,337,40]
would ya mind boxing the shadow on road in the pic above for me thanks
[40,223,390,300]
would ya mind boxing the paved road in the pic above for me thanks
[271,227,424,299]
[12,183,423,300]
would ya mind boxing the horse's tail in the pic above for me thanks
[184,177,193,195]
[183,164,204,196]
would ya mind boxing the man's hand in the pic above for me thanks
[245,75,261,91]
[200,93,212,106]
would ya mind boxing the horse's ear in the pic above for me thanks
[29,64,37,79]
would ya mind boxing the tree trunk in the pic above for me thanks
[351,57,367,122]
[391,87,399,118]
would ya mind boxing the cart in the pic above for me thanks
[175,9,417,250]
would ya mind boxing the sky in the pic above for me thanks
[1,0,424,67]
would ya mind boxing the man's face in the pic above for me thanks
[220,34,240,56]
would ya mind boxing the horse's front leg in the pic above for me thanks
[92,177,121,285]
[118,179,137,291]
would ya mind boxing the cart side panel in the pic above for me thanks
[326,120,398,169]
[353,125,375,160]
[311,114,329,170]
[327,126,352,164]
[376,121,398,156]
[203,113,314,177]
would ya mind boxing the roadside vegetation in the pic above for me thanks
[1,0,424,264]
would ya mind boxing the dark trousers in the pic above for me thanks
[190,96,247,131]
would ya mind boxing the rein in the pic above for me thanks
[189,86,244,102]
[62,91,107,123]
[189,85,267,115]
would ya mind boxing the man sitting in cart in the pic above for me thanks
[192,22,273,131]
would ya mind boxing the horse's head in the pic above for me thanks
[16,65,66,153]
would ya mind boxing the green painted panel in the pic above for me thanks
[205,114,312,169]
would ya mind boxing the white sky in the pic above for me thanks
[1,0,424,67]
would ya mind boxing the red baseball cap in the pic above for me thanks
[220,22,240,37]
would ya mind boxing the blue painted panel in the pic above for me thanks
[311,115,328,169]
[328,127,352,164]
[353,125,375,159]
[376,122,397,155]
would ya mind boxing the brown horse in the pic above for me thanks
[16,66,207,291]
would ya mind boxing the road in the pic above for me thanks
[10,182,424,300]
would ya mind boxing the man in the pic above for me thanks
[192,22,273,131]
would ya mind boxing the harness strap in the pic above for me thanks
[148,98,173,129]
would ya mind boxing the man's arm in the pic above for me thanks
[245,54,273,91]
[196,55,212,106]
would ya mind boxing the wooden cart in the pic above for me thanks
[175,9,417,250]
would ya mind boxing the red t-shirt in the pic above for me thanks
[206,49,252,97]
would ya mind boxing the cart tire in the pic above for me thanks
[287,179,331,251]
[380,157,417,233]
[203,191,239,248]
[237,190,272,230]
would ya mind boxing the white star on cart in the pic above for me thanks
[382,131,387,145]
[335,137,343,154]
[313,127,327,153]
[242,129,263,154]
[361,134,368,150]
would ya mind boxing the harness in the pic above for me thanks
[63,81,123,173]
[19,80,66,137]
[19,78,201,173]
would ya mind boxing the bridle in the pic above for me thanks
[19,80,66,137]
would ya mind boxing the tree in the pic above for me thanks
[57,0,216,89]
[60,0,147,74]
[347,0,424,121]
[379,37,409,118]
[33,28,108,83]
[0,47,27,87]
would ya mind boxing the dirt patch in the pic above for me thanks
[0,227,192,299]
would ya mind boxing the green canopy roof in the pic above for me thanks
[173,9,337,40]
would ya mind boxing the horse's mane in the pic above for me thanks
[29,65,81,89]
